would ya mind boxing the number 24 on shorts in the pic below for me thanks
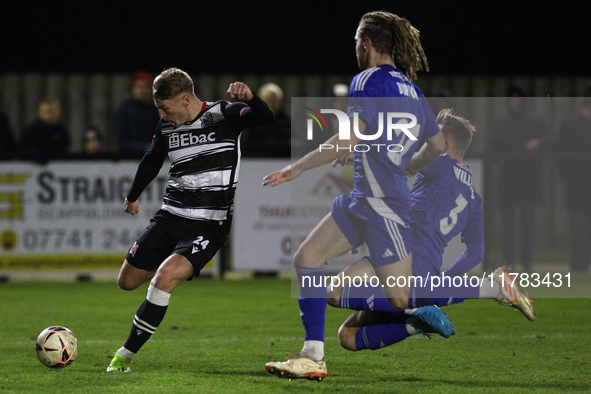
[191,236,209,254]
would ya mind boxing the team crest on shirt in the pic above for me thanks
[129,242,139,257]
[201,112,214,128]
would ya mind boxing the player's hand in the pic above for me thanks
[403,167,418,177]
[262,165,302,186]
[124,198,139,215]
[227,82,254,101]
[331,152,354,167]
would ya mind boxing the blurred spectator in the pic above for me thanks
[113,71,160,159]
[69,126,116,160]
[555,96,591,272]
[0,109,16,160]
[84,126,104,156]
[20,97,70,164]
[332,83,349,112]
[241,83,290,157]
[86,126,112,159]
[490,86,549,272]
[326,83,349,138]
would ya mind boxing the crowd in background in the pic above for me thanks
[0,71,299,162]
[1,76,591,273]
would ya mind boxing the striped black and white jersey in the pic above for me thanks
[126,94,274,222]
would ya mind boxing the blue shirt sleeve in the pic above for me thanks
[442,242,485,277]
[461,192,484,245]
[421,99,440,139]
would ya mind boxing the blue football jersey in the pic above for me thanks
[347,65,439,205]
[410,153,484,272]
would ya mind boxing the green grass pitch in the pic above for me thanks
[0,278,590,393]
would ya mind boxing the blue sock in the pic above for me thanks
[355,324,411,350]
[339,284,404,317]
[299,298,326,341]
[295,266,326,342]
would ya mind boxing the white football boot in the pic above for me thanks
[265,353,327,381]
[493,266,536,321]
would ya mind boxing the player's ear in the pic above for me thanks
[444,138,451,152]
[182,94,190,106]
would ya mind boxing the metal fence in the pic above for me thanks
[2,72,590,153]
[2,72,590,270]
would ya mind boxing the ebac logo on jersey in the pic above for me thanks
[169,132,216,149]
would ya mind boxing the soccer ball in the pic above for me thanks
[35,326,78,369]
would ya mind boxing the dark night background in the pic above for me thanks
[0,2,588,76]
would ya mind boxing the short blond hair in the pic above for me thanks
[153,68,194,100]
[437,109,476,154]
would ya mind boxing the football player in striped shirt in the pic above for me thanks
[107,68,274,372]
[329,110,534,352]
[264,11,447,380]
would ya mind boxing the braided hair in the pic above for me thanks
[358,11,429,81]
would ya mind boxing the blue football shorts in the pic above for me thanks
[332,193,411,267]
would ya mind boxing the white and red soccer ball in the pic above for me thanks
[35,326,78,369]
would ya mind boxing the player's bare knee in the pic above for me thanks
[293,247,314,267]
[327,297,340,308]
[150,271,172,291]
[293,245,326,269]
[338,326,358,351]
[117,275,139,291]
[151,267,188,293]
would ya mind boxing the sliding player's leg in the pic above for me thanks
[326,256,447,312]
[492,267,535,321]
[338,310,399,350]
[329,255,534,321]
[356,230,455,340]
[327,257,405,316]
[409,259,535,320]
[338,306,454,352]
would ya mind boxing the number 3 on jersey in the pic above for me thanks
[191,236,209,254]
[440,194,468,235]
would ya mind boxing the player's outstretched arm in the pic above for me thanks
[263,164,299,186]
[332,152,355,167]
[404,131,445,176]
[125,148,167,215]
[263,120,365,186]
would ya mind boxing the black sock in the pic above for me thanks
[123,300,168,354]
